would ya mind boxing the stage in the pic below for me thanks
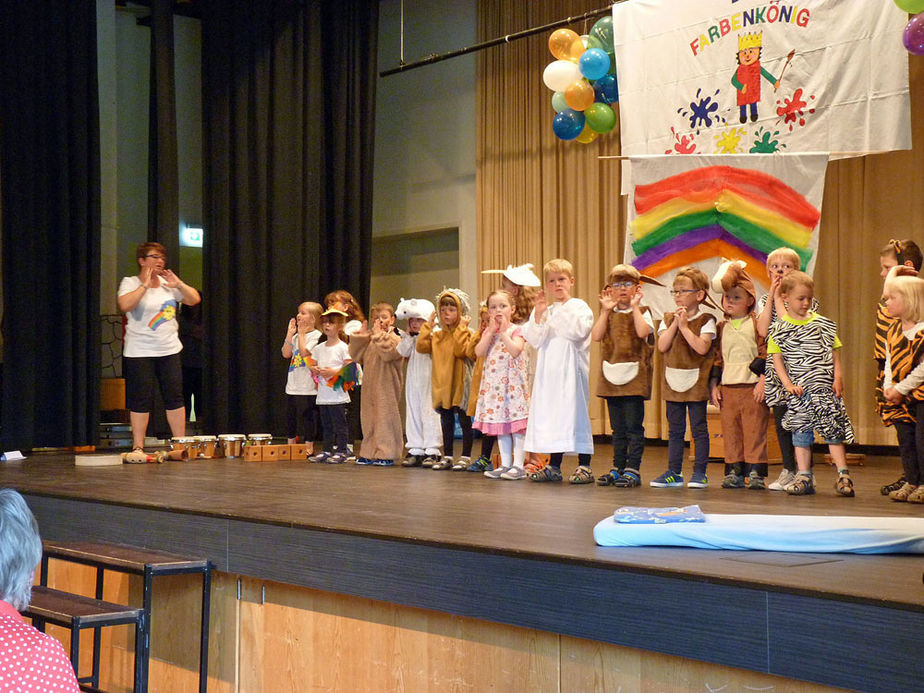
[3,445,922,692]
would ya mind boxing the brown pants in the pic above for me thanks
[719,384,769,464]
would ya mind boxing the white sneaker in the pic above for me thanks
[768,469,796,491]
[484,466,510,479]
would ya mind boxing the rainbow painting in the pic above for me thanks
[629,165,820,284]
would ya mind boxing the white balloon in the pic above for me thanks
[542,60,582,92]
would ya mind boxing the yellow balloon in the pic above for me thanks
[576,124,598,144]
[564,79,595,112]
[549,28,581,61]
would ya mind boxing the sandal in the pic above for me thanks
[835,473,855,497]
[568,465,595,485]
[889,482,918,502]
[529,466,563,482]
[907,486,924,504]
[596,469,623,486]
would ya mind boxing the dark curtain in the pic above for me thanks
[148,0,180,262]
[200,0,378,433]
[0,4,101,449]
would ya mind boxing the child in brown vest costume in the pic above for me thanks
[651,267,717,489]
[709,261,769,490]
[592,264,655,487]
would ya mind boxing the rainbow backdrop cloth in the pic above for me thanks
[630,165,819,281]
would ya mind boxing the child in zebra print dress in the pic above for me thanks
[768,271,856,496]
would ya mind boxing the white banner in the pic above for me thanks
[611,0,911,157]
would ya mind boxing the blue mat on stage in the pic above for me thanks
[594,510,924,554]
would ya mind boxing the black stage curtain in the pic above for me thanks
[0,5,101,449]
[200,0,378,433]
[148,0,180,261]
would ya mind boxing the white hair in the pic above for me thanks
[0,489,42,610]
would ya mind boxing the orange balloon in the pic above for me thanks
[564,79,595,111]
[549,28,581,61]
[576,123,598,144]
[568,35,587,62]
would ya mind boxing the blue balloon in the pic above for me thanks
[579,48,610,81]
[552,108,585,141]
[593,73,619,104]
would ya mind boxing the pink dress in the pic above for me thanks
[473,326,530,435]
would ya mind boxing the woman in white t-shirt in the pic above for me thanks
[117,242,201,451]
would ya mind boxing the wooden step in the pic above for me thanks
[25,586,144,629]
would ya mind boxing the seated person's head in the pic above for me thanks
[0,489,42,611]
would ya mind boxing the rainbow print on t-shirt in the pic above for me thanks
[148,301,177,331]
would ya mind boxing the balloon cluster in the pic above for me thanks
[542,16,619,143]
[895,0,924,55]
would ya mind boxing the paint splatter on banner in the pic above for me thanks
[623,154,828,317]
[611,0,910,157]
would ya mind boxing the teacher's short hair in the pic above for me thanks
[0,488,43,611]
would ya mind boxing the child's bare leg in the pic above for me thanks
[794,445,813,472]
[827,443,848,472]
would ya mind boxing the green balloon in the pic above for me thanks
[585,102,616,133]
[551,91,568,113]
[590,15,614,52]
[895,0,924,13]
[584,34,605,52]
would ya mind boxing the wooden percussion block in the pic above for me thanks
[264,444,290,461]
[244,446,263,461]
[289,444,308,460]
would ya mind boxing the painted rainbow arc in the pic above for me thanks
[630,166,819,281]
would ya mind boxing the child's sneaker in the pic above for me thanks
[569,465,595,484]
[500,466,527,480]
[355,457,374,465]
[786,473,815,495]
[431,456,453,470]
[835,472,855,497]
[722,473,746,489]
[746,470,766,490]
[327,453,347,464]
[466,455,492,472]
[308,451,330,463]
[372,459,395,466]
[768,469,796,491]
[687,471,708,489]
[401,454,424,467]
[649,470,684,488]
[452,456,471,471]
[421,454,438,468]
[484,466,509,479]
[529,466,563,482]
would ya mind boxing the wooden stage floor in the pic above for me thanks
[5,443,924,691]
[2,443,921,609]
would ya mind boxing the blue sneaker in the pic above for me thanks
[466,455,493,472]
[687,471,708,489]
[649,470,684,488]
[355,457,374,465]
[372,459,395,466]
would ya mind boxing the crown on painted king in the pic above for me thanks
[738,32,762,50]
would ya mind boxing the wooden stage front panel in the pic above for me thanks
[3,447,922,692]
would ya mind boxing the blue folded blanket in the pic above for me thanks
[594,513,924,554]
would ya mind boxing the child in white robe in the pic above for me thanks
[523,259,595,483]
